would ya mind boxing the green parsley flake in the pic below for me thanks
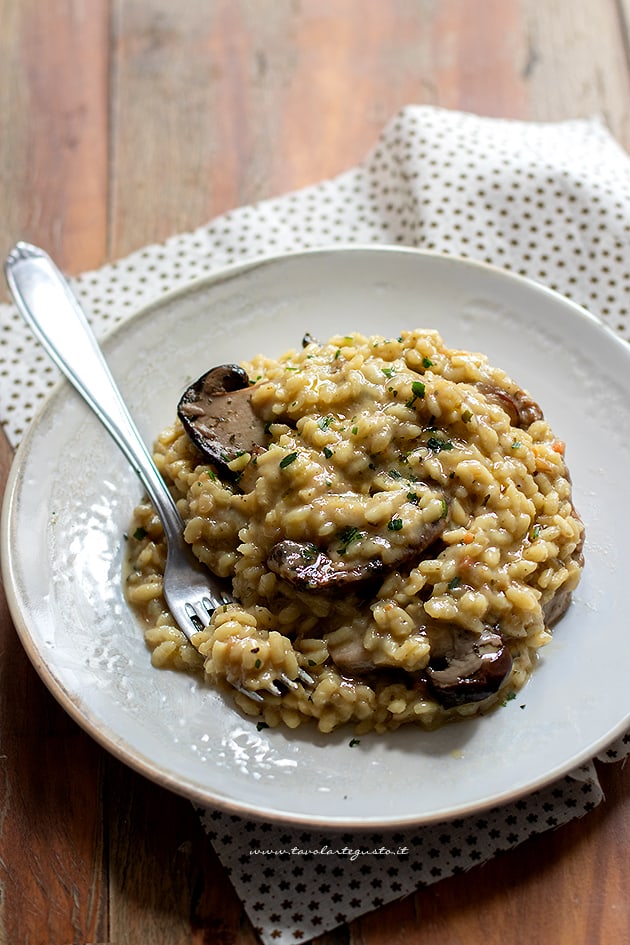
[406,380,426,407]
[337,526,363,553]
[279,451,299,468]
[427,435,454,452]
[133,526,148,541]
[388,518,404,531]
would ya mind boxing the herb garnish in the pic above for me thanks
[279,451,299,468]
[337,526,364,554]
[388,518,404,531]
[406,380,426,408]
[427,435,454,452]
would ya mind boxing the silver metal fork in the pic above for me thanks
[4,241,312,703]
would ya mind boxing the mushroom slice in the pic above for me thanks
[267,504,449,591]
[326,633,379,675]
[424,624,513,708]
[477,382,543,428]
[267,540,382,590]
[177,364,268,474]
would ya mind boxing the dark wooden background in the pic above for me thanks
[1,2,629,942]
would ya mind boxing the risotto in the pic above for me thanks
[125,330,584,734]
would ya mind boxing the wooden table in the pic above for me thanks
[1,2,629,942]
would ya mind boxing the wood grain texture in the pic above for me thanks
[0,424,108,945]
[1,0,630,942]
[0,0,109,278]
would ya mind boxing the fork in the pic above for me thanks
[4,241,313,703]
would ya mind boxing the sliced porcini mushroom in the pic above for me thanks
[267,540,382,590]
[326,633,379,675]
[542,587,573,628]
[477,382,543,428]
[424,624,513,708]
[267,504,449,591]
[177,364,268,474]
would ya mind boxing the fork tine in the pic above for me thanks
[296,667,316,686]
[232,683,265,704]
[184,600,213,630]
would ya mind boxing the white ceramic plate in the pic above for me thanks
[2,246,628,829]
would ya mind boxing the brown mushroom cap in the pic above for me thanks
[177,364,268,474]
[267,539,383,590]
[424,625,513,707]
[477,382,543,428]
[267,502,449,591]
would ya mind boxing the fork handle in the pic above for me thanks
[4,241,184,540]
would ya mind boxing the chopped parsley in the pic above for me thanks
[406,380,426,407]
[448,576,461,590]
[427,435,454,452]
[279,451,299,468]
[422,357,434,368]
[133,526,148,541]
[337,526,364,553]
[461,409,473,423]
[388,518,404,531]
[323,446,333,459]
[381,366,397,379]
[318,415,334,430]
[256,721,269,731]
[349,738,361,747]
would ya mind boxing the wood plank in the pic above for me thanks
[349,759,630,944]
[105,757,261,945]
[0,3,111,941]
[0,425,108,945]
[0,0,109,280]
[521,0,630,147]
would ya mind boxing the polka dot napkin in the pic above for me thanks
[2,106,630,943]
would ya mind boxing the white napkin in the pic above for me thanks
[2,105,629,944]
